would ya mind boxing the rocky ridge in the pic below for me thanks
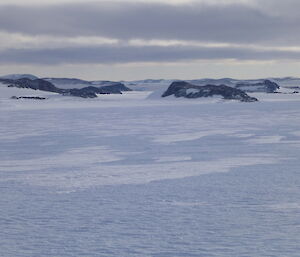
[0,77,132,98]
[162,81,258,102]
[235,80,280,93]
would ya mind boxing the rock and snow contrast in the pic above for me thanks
[126,77,289,94]
[161,81,258,102]
[235,80,280,93]
[2,74,298,102]
[1,74,300,256]
[0,73,39,80]
[0,75,132,99]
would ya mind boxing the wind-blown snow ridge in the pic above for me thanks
[3,155,283,189]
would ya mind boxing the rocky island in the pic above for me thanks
[162,81,258,102]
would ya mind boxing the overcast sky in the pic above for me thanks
[0,0,300,80]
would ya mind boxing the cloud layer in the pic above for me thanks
[1,45,300,65]
[0,0,299,69]
[0,2,296,44]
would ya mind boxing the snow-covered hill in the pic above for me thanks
[0,81,59,100]
[1,74,300,102]
[0,74,39,80]
[43,78,91,89]
[43,78,132,90]
[127,77,300,99]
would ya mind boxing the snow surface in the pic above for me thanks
[0,84,300,256]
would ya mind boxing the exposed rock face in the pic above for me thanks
[0,78,131,98]
[65,88,97,98]
[66,86,122,98]
[235,80,280,93]
[11,96,47,100]
[162,81,258,102]
[100,83,132,93]
[43,78,133,91]
[0,78,63,93]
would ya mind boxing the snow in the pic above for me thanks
[42,78,130,90]
[0,73,38,80]
[42,78,91,89]
[0,82,59,100]
[152,129,240,144]
[0,82,300,256]
[186,88,200,94]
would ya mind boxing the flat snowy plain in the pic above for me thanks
[0,85,300,256]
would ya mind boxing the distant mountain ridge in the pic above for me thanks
[0,74,39,80]
[0,76,132,98]
[162,81,258,102]
[43,77,132,90]
[2,74,300,100]
[126,78,285,93]
[235,80,280,93]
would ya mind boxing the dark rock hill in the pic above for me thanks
[2,78,63,93]
[65,86,123,98]
[162,81,258,102]
[0,78,132,98]
[235,80,280,93]
[11,96,47,100]
[100,83,132,93]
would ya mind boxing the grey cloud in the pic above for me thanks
[0,2,298,45]
[1,45,300,65]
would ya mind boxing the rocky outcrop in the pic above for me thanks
[11,96,47,100]
[100,83,132,93]
[235,80,280,93]
[44,78,133,92]
[0,78,131,98]
[0,74,39,80]
[162,81,258,102]
[65,86,122,98]
[1,78,63,93]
